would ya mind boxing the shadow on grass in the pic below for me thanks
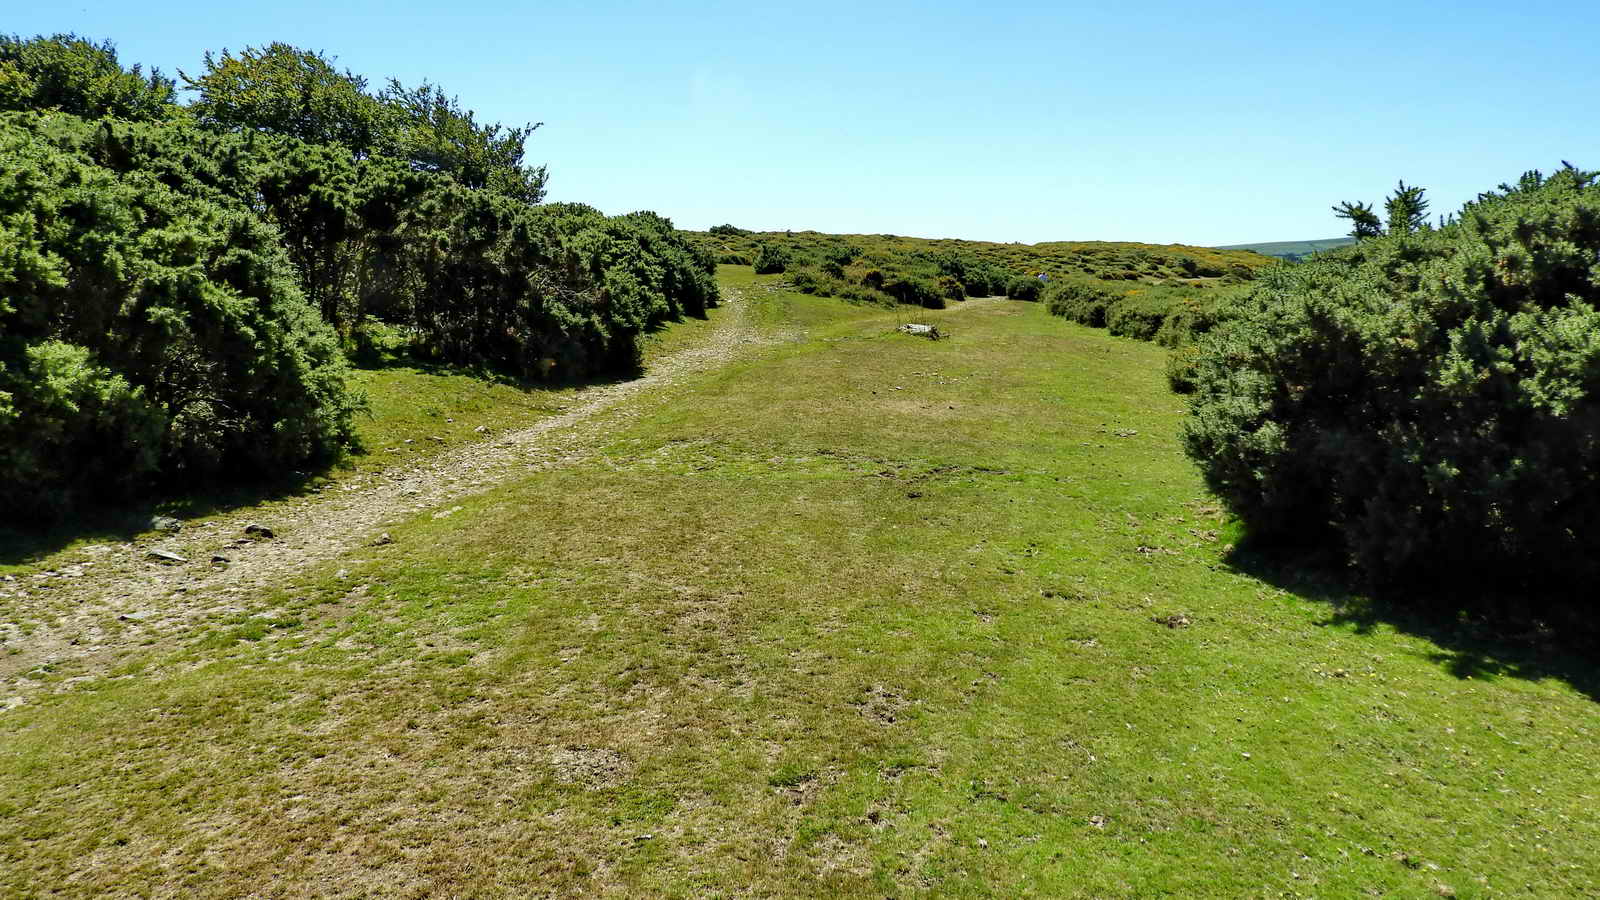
[1225,542,1600,704]
[0,468,331,568]
[0,364,640,569]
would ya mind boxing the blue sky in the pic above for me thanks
[14,1,1596,245]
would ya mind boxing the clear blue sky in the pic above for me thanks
[14,1,1597,245]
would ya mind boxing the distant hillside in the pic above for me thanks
[692,229,1275,285]
[1215,238,1355,261]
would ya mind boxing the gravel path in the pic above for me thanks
[1,290,770,710]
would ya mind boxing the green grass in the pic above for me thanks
[2,273,1596,897]
[0,363,577,572]
[345,365,577,474]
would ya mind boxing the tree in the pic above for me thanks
[1334,181,1431,239]
[380,79,546,203]
[1384,180,1429,235]
[183,44,547,204]
[183,43,389,155]
[1332,200,1383,240]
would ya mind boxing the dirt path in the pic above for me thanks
[0,292,1009,710]
[1,293,782,708]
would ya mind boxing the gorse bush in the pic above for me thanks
[0,117,357,517]
[1105,291,1169,341]
[22,113,716,378]
[0,34,719,516]
[182,42,548,203]
[693,227,1270,311]
[0,34,176,121]
[753,243,790,274]
[1181,166,1600,608]
[1005,276,1043,301]
[1045,278,1117,327]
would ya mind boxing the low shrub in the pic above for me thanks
[1006,276,1043,301]
[753,243,790,274]
[884,276,944,309]
[1044,279,1117,327]
[1163,344,1203,394]
[1105,292,1169,341]
[1153,296,1224,348]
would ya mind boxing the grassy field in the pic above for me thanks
[2,270,1596,897]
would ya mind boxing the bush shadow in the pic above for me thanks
[1224,542,1600,704]
[0,364,639,568]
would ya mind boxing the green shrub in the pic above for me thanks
[1153,296,1224,348]
[885,276,944,309]
[753,243,789,274]
[1105,292,1169,341]
[789,267,822,293]
[822,242,860,267]
[937,275,965,303]
[1164,344,1203,394]
[1006,276,1043,301]
[1181,166,1600,603]
[0,34,177,121]
[0,118,358,517]
[1044,279,1117,327]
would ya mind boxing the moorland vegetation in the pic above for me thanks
[690,227,1271,309]
[0,34,716,516]
[4,32,1596,643]
[1182,166,1600,622]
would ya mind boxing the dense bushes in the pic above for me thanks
[0,34,176,121]
[1045,279,1114,327]
[753,243,790,274]
[183,42,548,203]
[0,118,357,516]
[0,34,718,518]
[1005,276,1044,301]
[1181,166,1600,604]
[16,112,716,379]
[692,228,1271,288]
[1043,275,1249,379]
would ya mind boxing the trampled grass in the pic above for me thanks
[2,271,1595,897]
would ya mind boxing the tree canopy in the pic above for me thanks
[183,42,547,203]
[0,33,177,120]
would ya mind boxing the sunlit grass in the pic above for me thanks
[1,273,1594,897]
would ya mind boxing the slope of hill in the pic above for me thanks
[1216,237,1356,260]
[690,229,1275,295]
